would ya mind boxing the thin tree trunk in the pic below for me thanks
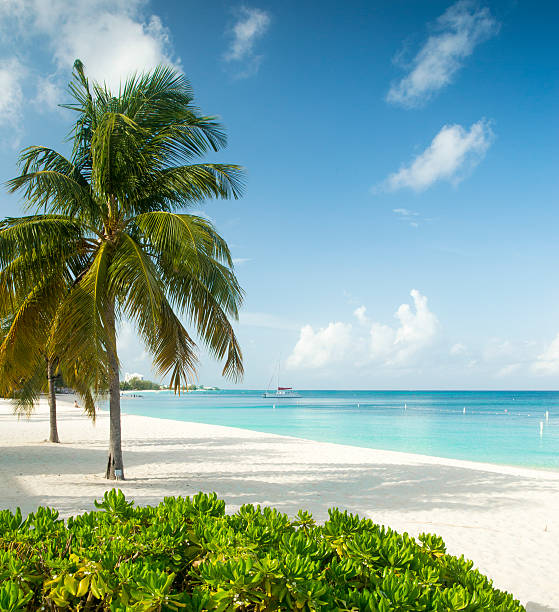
[47,358,60,443]
[105,298,124,480]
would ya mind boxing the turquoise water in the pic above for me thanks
[116,390,559,470]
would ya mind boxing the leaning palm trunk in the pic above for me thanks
[105,298,124,479]
[46,358,60,443]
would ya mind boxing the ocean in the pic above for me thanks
[116,390,559,470]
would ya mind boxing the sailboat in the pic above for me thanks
[263,362,301,398]
[263,386,301,398]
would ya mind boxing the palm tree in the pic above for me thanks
[3,60,244,479]
[0,284,98,443]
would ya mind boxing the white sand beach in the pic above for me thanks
[1,395,558,612]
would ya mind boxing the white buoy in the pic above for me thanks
[357,403,360,408]
[273,404,276,410]
[463,407,466,414]
[545,410,549,422]
[540,421,544,436]
[404,403,407,410]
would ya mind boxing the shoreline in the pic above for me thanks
[116,406,559,476]
[110,400,559,474]
[1,395,559,610]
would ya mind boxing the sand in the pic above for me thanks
[1,395,558,611]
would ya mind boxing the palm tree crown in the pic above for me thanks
[1,60,244,478]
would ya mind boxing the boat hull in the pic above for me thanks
[263,392,301,398]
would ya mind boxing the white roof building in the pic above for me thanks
[124,372,144,382]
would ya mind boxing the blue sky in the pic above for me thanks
[0,0,558,389]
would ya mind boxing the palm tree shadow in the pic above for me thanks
[525,603,558,612]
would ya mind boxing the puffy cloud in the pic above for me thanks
[394,292,435,344]
[286,299,559,383]
[287,290,438,370]
[369,322,397,361]
[287,322,353,369]
[387,1,499,107]
[0,1,178,93]
[378,290,439,365]
[0,58,25,144]
[224,7,271,77]
[532,333,559,375]
[380,120,493,192]
[353,306,368,324]
[58,14,174,91]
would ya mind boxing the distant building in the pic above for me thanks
[124,372,144,382]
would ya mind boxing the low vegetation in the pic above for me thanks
[0,490,523,611]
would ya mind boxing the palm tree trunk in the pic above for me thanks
[47,358,60,444]
[105,298,124,480]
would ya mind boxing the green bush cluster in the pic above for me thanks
[0,490,524,611]
[119,378,161,391]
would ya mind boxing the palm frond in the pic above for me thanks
[108,233,198,389]
[7,358,46,416]
[159,258,244,381]
[52,244,110,393]
[133,211,235,266]
[0,215,87,266]
[7,149,99,223]
[134,164,244,211]
[0,277,63,396]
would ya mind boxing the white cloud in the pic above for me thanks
[55,12,176,91]
[389,289,439,364]
[380,120,493,192]
[393,208,421,227]
[0,1,178,93]
[532,333,559,375]
[287,290,439,370]
[0,58,25,144]
[287,322,353,369]
[369,322,397,361]
[224,7,271,77]
[480,338,541,378]
[387,1,499,107]
[353,306,368,325]
[450,342,467,356]
[34,76,63,113]
[393,208,418,217]
[232,257,252,265]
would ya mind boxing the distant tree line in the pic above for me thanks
[184,384,219,391]
[119,377,160,391]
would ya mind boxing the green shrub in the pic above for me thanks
[0,490,524,611]
[120,378,161,391]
